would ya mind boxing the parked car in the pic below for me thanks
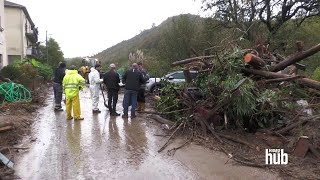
[146,71,198,93]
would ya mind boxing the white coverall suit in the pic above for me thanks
[88,68,103,111]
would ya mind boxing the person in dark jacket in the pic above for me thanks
[137,62,149,112]
[103,63,121,116]
[53,62,66,111]
[122,63,145,119]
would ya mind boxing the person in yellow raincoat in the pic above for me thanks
[63,65,86,120]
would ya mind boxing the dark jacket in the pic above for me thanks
[53,67,66,84]
[103,70,120,91]
[139,68,149,89]
[122,68,145,91]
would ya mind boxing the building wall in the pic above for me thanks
[0,0,8,68]
[5,7,23,61]
[20,9,27,58]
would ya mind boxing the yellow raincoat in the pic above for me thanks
[63,70,85,120]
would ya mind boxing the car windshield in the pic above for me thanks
[163,71,197,79]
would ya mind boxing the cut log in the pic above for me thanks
[241,68,320,91]
[297,78,320,91]
[270,43,320,72]
[259,75,304,84]
[171,55,215,67]
[244,53,267,68]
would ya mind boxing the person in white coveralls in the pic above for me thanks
[88,64,103,113]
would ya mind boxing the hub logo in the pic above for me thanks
[265,149,288,165]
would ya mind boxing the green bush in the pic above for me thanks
[0,59,53,84]
[312,67,320,81]
[31,59,53,80]
[0,64,22,81]
[19,63,39,86]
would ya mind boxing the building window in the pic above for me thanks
[8,55,21,65]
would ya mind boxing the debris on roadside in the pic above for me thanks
[149,41,320,179]
[0,83,50,179]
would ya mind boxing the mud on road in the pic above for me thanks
[13,89,279,180]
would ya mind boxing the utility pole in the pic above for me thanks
[46,30,48,64]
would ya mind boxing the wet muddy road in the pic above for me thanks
[14,89,279,180]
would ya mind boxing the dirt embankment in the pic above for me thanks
[0,83,49,180]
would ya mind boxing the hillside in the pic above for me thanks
[93,14,320,77]
[94,14,204,71]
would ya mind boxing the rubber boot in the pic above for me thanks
[112,105,120,116]
[137,103,142,112]
[109,107,113,115]
[140,102,145,112]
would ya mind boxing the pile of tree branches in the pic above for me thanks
[151,41,320,169]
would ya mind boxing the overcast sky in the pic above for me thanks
[10,0,204,58]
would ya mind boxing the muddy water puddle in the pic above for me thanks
[14,89,279,180]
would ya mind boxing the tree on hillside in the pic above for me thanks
[39,38,64,68]
[201,0,320,36]
[159,15,196,63]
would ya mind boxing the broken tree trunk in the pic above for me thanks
[148,114,175,127]
[259,75,304,84]
[183,69,192,83]
[171,55,215,67]
[241,68,320,91]
[244,53,267,68]
[217,133,256,149]
[270,43,320,72]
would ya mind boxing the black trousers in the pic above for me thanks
[107,89,119,111]
[53,82,63,108]
[137,88,145,103]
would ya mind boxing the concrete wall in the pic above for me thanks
[0,0,8,68]
[5,7,23,59]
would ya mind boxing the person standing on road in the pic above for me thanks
[137,62,149,112]
[103,63,121,116]
[53,62,66,111]
[122,63,146,119]
[88,64,103,113]
[63,65,85,120]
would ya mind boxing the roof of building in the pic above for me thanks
[4,0,35,28]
